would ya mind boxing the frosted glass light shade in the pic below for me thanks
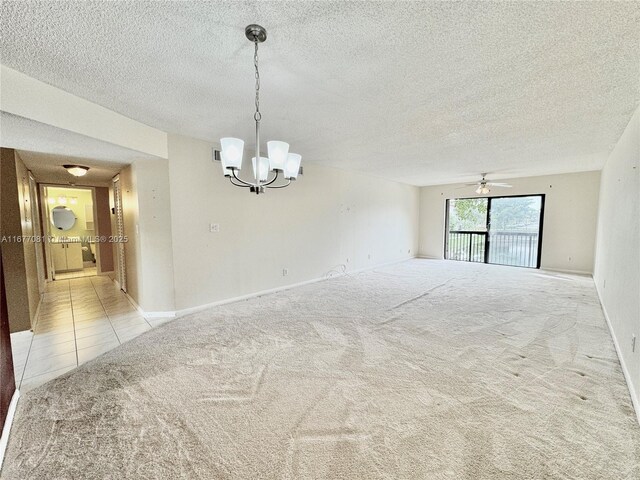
[284,153,302,179]
[64,165,89,176]
[220,137,244,170]
[252,156,270,182]
[476,186,490,194]
[267,141,289,171]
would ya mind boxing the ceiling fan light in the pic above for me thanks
[284,153,302,180]
[220,138,244,170]
[475,186,483,194]
[63,165,89,177]
[252,156,270,182]
[267,141,289,171]
[481,187,490,194]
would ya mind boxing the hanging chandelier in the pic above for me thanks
[216,24,302,195]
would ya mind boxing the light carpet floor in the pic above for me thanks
[2,259,639,479]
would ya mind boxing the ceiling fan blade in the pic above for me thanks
[488,183,512,187]
[463,183,480,186]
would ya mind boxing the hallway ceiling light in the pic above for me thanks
[63,164,90,177]
[216,25,303,195]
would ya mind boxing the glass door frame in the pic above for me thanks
[444,193,546,269]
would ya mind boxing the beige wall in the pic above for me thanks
[0,149,40,332]
[119,161,175,312]
[119,165,142,307]
[167,134,420,311]
[418,171,601,274]
[594,106,639,416]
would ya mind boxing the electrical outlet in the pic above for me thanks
[282,268,288,276]
[632,335,636,353]
[209,223,220,233]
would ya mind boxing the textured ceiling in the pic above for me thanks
[1,113,151,186]
[1,1,639,186]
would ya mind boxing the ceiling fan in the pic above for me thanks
[463,173,512,195]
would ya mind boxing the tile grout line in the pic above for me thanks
[67,280,80,367]
[17,327,37,390]
[19,280,74,386]
[88,276,123,345]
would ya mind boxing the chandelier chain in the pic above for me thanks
[254,39,261,122]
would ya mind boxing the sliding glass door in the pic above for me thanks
[445,195,544,269]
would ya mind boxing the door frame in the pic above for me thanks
[39,184,101,281]
[111,175,127,293]
[444,193,546,269]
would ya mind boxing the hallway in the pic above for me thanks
[10,276,171,393]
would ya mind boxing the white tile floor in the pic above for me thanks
[10,275,172,393]
[54,266,98,280]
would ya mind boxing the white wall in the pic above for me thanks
[167,134,420,311]
[119,160,175,312]
[594,106,640,419]
[0,65,168,158]
[418,171,601,274]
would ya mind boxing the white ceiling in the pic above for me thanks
[1,1,639,186]
[1,113,153,186]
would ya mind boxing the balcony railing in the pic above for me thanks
[447,231,487,263]
[447,230,539,268]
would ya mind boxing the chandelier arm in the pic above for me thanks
[262,169,280,187]
[266,179,292,189]
[231,169,256,187]
[229,178,251,188]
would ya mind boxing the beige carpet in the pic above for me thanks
[2,259,639,479]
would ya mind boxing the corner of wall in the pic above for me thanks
[592,105,640,424]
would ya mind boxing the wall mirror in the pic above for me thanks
[51,206,76,231]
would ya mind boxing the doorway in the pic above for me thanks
[42,186,100,280]
[445,194,545,268]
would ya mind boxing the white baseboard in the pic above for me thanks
[156,256,416,319]
[0,389,20,470]
[116,256,417,321]
[122,291,176,319]
[541,267,593,276]
[29,295,43,330]
[595,283,640,426]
